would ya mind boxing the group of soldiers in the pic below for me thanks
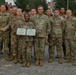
[0,4,76,67]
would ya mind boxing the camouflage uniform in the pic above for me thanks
[64,17,76,64]
[49,16,64,63]
[0,12,10,60]
[33,14,50,66]
[9,16,24,63]
[7,15,17,58]
[15,20,34,67]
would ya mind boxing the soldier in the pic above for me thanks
[30,8,36,21]
[64,10,76,66]
[9,6,17,61]
[9,8,24,64]
[60,8,66,57]
[60,8,66,18]
[46,9,52,45]
[33,5,51,66]
[16,13,34,67]
[46,9,52,18]
[49,9,64,64]
[23,5,31,15]
[0,4,10,60]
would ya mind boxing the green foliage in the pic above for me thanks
[13,0,48,11]
[0,0,5,5]
[54,0,76,16]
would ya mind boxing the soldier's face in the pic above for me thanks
[46,10,51,16]
[25,5,30,12]
[31,9,36,16]
[54,10,59,17]
[38,7,43,15]
[16,9,22,16]
[12,8,17,15]
[24,14,30,22]
[66,10,72,17]
[0,5,6,12]
[9,8,13,14]
[60,8,65,14]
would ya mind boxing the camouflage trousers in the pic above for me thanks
[2,31,9,54]
[11,34,18,57]
[18,38,33,62]
[49,37,63,58]
[34,37,45,60]
[65,39,76,61]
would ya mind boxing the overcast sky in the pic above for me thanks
[5,0,51,5]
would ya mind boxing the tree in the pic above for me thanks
[13,0,48,11]
[0,0,5,5]
[54,0,76,16]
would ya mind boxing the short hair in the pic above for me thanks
[17,8,22,11]
[37,5,43,9]
[0,4,6,7]
[54,8,59,11]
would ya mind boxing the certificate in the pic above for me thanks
[27,29,36,36]
[16,28,26,36]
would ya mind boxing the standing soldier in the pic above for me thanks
[9,8,24,64]
[60,8,66,58]
[49,9,64,64]
[16,13,34,67]
[33,5,51,66]
[9,7,17,61]
[64,10,76,66]
[0,4,10,60]
[46,9,52,45]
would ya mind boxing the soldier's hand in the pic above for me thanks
[73,37,76,41]
[1,28,6,32]
[46,35,48,40]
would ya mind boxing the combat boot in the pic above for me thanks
[72,61,76,66]
[39,59,43,66]
[18,59,22,63]
[13,57,18,64]
[0,50,3,54]
[26,61,31,67]
[22,61,26,67]
[59,58,63,64]
[35,59,39,66]
[64,59,70,63]
[48,57,53,63]
[5,54,11,61]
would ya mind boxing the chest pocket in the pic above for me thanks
[35,19,46,29]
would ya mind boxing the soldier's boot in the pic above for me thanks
[35,59,39,66]
[39,59,44,66]
[26,61,31,67]
[13,57,18,64]
[18,59,22,63]
[22,61,27,67]
[64,59,70,63]
[59,58,63,64]
[0,50,3,54]
[5,54,11,61]
[48,57,53,63]
[72,61,76,66]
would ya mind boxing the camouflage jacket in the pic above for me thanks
[64,17,76,39]
[50,16,65,38]
[33,14,51,37]
[0,12,9,36]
